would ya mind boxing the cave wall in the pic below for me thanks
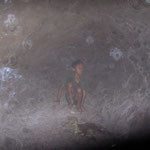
[0,0,150,148]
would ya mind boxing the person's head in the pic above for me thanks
[71,59,84,75]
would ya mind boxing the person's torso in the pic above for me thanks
[65,72,87,90]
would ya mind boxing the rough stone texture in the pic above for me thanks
[0,0,150,149]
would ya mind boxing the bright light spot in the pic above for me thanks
[109,47,123,61]
[86,36,94,45]
[22,39,32,50]
[4,0,12,4]
[4,14,17,27]
[146,0,150,4]
[0,67,22,82]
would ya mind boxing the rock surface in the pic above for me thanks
[0,0,150,149]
